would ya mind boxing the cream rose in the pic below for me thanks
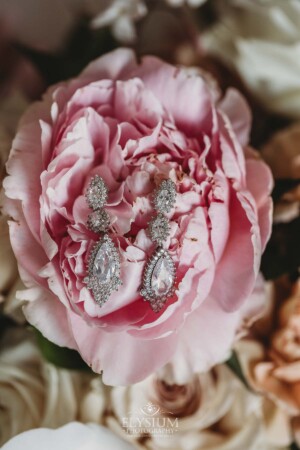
[203,0,300,118]
[106,364,283,450]
[0,328,105,446]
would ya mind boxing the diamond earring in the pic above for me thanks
[84,175,122,306]
[140,179,177,313]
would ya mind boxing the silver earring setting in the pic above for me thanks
[140,179,177,313]
[84,175,122,306]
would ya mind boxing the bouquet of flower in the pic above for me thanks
[0,1,299,449]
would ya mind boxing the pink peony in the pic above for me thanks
[4,49,273,385]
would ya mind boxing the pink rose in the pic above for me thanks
[4,49,273,385]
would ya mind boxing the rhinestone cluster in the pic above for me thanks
[148,213,170,245]
[86,175,108,211]
[84,176,121,306]
[153,179,176,213]
[87,209,110,233]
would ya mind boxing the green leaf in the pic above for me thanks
[226,350,250,389]
[33,328,92,372]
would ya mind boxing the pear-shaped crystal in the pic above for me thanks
[93,242,116,283]
[151,256,174,296]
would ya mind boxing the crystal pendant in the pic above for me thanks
[140,247,176,313]
[93,242,116,282]
[151,255,174,296]
[85,234,121,306]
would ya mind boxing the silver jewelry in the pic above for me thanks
[84,175,121,306]
[140,179,177,313]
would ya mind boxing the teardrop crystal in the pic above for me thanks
[151,256,174,296]
[93,242,116,283]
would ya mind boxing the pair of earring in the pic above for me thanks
[84,176,177,313]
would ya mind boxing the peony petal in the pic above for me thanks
[169,295,241,378]
[81,48,138,82]
[69,311,178,385]
[22,287,77,349]
[210,187,259,312]
[134,56,214,136]
[219,88,252,147]
[245,154,273,250]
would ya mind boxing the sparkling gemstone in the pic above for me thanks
[154,180,176,213]
[151,256,173,296]
[149,214,170,244]
[160,189,169,202]
[86,176,108,210]
[93,242,116,283]
[87,210,110,233]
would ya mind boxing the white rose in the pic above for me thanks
[0,328,105,446]
[203,0,300,117]
[107,364,284,450]
[79,376,107,424]
[90,0,147,43]
[1,422,135,450]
